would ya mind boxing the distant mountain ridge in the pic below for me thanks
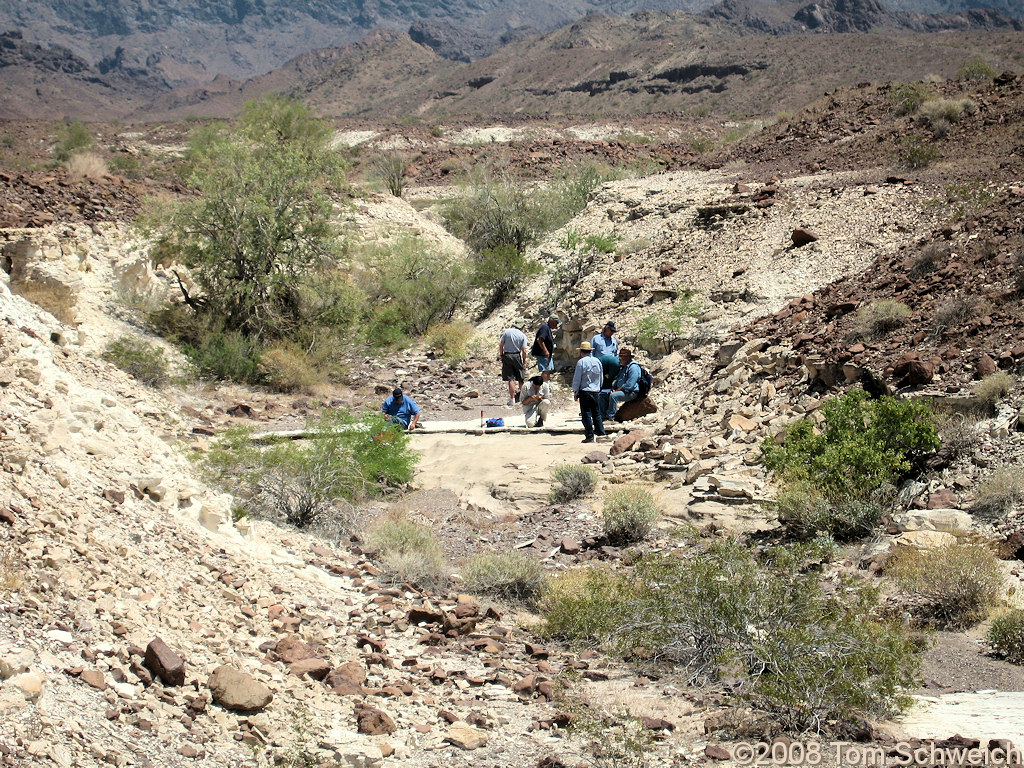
[0,0,1020,121]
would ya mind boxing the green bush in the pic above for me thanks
[471,244,544,312]
[102,335,171,387]
[259,342,323,393]
[852,299,912,339]
[540,542,919,734]
[358,236,471,340]
[602,486,659,545]
[897,136,940,170]
[52,120,93,162]
[957,56,997,82]
[772,479,890,541]
[202,409,417,531]
[972,467,1024,518]
[635,293,700,350]
[183,331,263,384]
[549,464,598,504]
[988,610,1024,664]
[462,550,545,605]
[365,512,446,587]
[151,95,346,341]
[762,388,939,506]
[442,174,544,255]
[888,541,1004,630]
[888,82,936,116]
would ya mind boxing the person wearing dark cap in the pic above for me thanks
[590,321,619,359]
[381,388,420,431]
[531,316,560,372]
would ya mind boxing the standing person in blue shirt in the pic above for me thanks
[531,316,559,372]
[601,348,641,421]
[572,341,605,443]
[381,388,421,431]
[590,321,619,358]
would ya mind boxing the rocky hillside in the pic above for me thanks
[3,69,1024,766]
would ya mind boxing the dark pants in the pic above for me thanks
[578,390,605,439]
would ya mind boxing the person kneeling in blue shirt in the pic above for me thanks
[601,348,640,421]
[381,388,421,431]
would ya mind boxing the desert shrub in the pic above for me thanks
[888,541,1004,630]
[934,411,978,461]
[149,95,346,342]
[931,295,980,336]
[897,136,940,170]
[549,464,598,504]
[358,236,471,340]
[852,299,911,339]
[957,56,997,81]
[762,388,939,505]
[67,151,108,179]
[602,486,659,545]
[426,320,475,361]
[888,82,936,116]
[541,542,919,733]
[108,152,141,177]
[102,335,171,387]
[772,479,891,541]
[1014,251,1024,293]
[533,162,621,231]
[972,467,1024,518]
[203,410,417,531]
[53,120,93,162]
[364,512,446,587]
[1,549,25,594]
[184,331,263,384]
[917,98,976,136]
[973,371,1014,413]
[635,293,700,351]
[619,237,651,255]
[462,550,545,605]
[908,242,948,278]
[988,610,1024,664]
[259,342,323,393]
[373,152,407,197]
[584,233,619,254]
[442,174,544,255]
[471,244,544,313]
[566,705,656,768]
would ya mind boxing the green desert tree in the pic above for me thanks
[157,95,347,341]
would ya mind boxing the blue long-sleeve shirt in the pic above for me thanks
[590,333,618,358]
[572,355,604,394]
[613,361,641,396]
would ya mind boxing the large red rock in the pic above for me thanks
[610,430,646,456]
[355,703,397,735]
[615,396,657,422]
[144,637,185,687]
[791,227,819,246]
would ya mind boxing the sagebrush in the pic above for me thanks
[888,541,1004,630]
[988,610,1024,664]
[540,541,919,733]
[103,335,171,387]
[550,464,598,504]
[364,512,447,588]
[462,550,544,606]
[602,486,659,545]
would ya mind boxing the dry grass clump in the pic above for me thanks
[933,411,979,462]
[988,610,1024,664]
[67,151,108,180]
[426,320,475,362]
[973,371,1015,413]
[917,98,976,138]
[852,300,911,339]
[462,550,545,606]
[931,296,983,337]
[259,343,323,394]
[102,335,171,387]
[364,512,447,588]
[908,242,948,278]
[971,467,1024,518]
[888,541,1004,629]
[1,549,25,593]
[549,464,598,504]
[602,486,660,545]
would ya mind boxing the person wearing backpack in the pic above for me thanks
[601,348,643,421]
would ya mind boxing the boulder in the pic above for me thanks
[615,396,657,422]
[445,722,488,750]
[207,666,273,712]
[144,637,185,687]
[610,430,646,456]
[355,703,397,735]
[896,509,972,533]
[791,227,819,247]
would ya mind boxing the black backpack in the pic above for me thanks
[635,364,653,399]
